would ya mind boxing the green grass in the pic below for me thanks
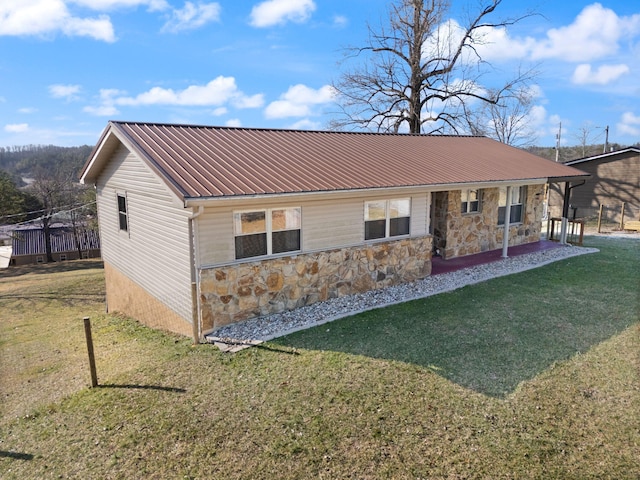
[275,237,639,397]
[0,238,638,479]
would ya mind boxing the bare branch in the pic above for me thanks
[331,0,539,136]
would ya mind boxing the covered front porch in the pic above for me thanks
[431,239,563,275]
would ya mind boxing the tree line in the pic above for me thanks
[1,145,97,262]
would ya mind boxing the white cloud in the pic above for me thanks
[49,83,82,99]
[617,111,640,137]
[265,84,335,119]
[471,25,536,62]
[211,107,227,116]
[572,63,630,85]
[225,118,242,127]
[250,0,316,28]
[115,77,263,108]
[70,0,169,11]
[18,107,37,113]
[0,0,115,42]
[289,118,321,130]
[467,4,640,65]
[83,88,125,116]
[234,94,265,109]
[84,78,263,115]
[161,2,221,33]
[333,15,347,28]
[83,104,119,116]
[5,123,29,133]
[530,4,640,62]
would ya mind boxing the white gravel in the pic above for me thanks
[206,244,599,347]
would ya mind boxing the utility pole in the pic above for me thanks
[603,125,609,153]
[555,122,562,162]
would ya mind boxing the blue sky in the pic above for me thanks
[1,0,639,148]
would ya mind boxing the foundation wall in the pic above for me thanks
[199,236,433,331]
[104,261,192,337]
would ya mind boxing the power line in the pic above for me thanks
[0,201,97,224]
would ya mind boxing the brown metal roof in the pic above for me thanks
[81,121,588,199]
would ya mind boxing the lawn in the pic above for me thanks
[0,237,638,479]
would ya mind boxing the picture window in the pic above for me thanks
[234,207,301,260]
[365,198,410,240]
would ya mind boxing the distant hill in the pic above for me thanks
[0,145,93,186]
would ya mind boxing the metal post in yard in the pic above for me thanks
[83,317,98,387]
[597,205,603,233]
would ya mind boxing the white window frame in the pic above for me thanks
[233,207,302,260]
[498,186,526,225]
[461,189,482,214]
[364,198,411,241]
[117,193,129,232]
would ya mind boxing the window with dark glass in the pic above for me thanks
[365,198,410,240]
[498,186,525,225]
[234,207,301,260]
[461,189,481,214]
[117,194,128,231]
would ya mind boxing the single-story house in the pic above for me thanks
[80,121,587,341]
[548,147,640,222]
[10,225,101,266]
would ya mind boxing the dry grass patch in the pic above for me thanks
[0,260,183,423]
[0,239,638,479]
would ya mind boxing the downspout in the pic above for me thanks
[560,180,587,244]
[188,205,204,344]
[502,186,512,258]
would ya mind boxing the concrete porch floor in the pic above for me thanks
[430,240,563,276]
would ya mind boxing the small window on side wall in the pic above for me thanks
[117,194,128,232]
[461,189,481,214]
[365,198,410,240]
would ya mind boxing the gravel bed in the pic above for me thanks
[207,244,598,346]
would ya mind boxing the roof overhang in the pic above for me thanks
[183,178,550,208]
[547,173,591,183]
[79,121,188,202]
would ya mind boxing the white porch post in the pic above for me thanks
[502,186,512,258]
[560,181,570,244]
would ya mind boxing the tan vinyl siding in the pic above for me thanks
[196,191,431,266]
[96,145,193,323]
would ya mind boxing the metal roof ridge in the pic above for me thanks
[108,120,487,138]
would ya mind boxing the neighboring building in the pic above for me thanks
[10,225,101,266]
[79,121,587,340]
[548,147,640,222]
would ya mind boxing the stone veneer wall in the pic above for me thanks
[199,236,433,331]
[442,185,544,259]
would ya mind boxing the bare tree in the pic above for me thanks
[462,85,539,146]
[27,167,91,262]
[331,0,535,134]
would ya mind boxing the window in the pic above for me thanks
[59,254,67,261]
[498,186,526,225]
[117,194,128,232]
[234,207,301,260]
[365,198,410,240]
[461,189,482,214]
